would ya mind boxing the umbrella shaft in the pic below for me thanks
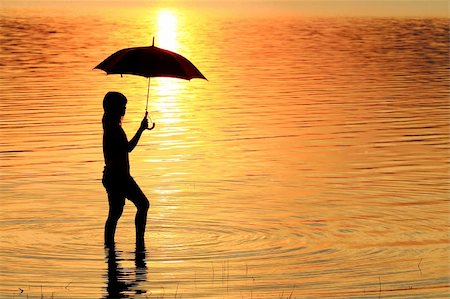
[146,77,150,112]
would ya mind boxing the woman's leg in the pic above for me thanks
[126,177,150,249]
[105,192,125,247]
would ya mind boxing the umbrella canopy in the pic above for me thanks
[95,43,206,80]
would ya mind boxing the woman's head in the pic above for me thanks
[103,91,127,125]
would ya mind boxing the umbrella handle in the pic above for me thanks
[147,122,156,130]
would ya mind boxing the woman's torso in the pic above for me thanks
[103,123,130,177]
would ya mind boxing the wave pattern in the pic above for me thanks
[0,5,449,299]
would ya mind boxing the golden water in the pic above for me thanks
[0,2,449,298]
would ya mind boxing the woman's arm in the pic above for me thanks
[128,113,149,152]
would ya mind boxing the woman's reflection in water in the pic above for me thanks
[104,245,147,298]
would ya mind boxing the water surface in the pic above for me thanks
[0,3,449,298]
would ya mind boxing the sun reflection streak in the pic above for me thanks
[157,10,178,51]
[152,9,183,124]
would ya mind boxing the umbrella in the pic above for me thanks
[95,37,206,127]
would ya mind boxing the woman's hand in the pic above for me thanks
[140,112,149,131]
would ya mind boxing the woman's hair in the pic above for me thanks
[102,91,127,127]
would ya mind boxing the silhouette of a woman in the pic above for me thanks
[102,91,150,249]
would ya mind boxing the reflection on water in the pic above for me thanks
[104,246,147,299]
[157,10,178,51]
[0,2,449,299]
